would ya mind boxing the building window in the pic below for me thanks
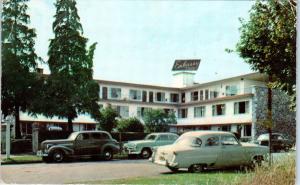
[205,89,209,100]
[102,87,108,100]
[234,101,249,114]
[200,90,204,101]
[225,85,238,96]
[178,108,188,118]
[129,89,142,100]
[191,91,198,101]
[244,125,252,136]
[181,93,185,103]
[221,125,231,131]
[194,106,205,118]
[156,92,165,102]
[113,105,129,118]
[109,87,121,99]
[142,91,147,102]
[212,104,226,116]
[149,91,153,102]
[170,93,179,103]
[137,107,152,117]
[210,91,219,99]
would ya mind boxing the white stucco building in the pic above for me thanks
[19,60,273,139]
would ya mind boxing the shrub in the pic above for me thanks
[97,105,119,132]
[117,117,144,132]
[143,109,176,133]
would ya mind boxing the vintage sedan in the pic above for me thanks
[150,131,269,172]
[256,133,294,152]
[123,132,179,159]
[37,131,120,163]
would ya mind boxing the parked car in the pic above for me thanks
[123,132,179,159]
[37,131,120,163]
[256,133,294,152]
[150,131,269,172]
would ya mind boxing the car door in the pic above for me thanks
[200,136,221,165]
[90,133,105,155]
[218,135,247,167]
[74,133,93,155]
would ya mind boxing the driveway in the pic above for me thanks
[1,151,295,184]
[1,159,167,184]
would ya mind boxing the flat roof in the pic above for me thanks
[96,72,267,90]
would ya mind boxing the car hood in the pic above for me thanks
[125,140,154,146]
[42,139,72,145]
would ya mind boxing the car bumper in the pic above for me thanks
[123,148,141,155]
[37,150,49,157]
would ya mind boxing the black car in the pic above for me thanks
[256,133,293,152]
[37,131,120,162]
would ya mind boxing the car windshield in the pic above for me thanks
[68,132,79,140]
[145,134,157,140]
[174,136,194,146]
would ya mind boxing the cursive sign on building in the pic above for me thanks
[172,59,201,71]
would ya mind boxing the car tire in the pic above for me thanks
[140,148,152,159]
[188,164,204,173]
[103,149,113,161]
[168,166,179,173]
[51,150,65,163]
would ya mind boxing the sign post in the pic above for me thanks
[6,118,11,159]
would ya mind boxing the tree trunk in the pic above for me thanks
[268,76,272,166]
[68,116,73,132]
[15,104,21,139]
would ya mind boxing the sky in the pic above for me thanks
[27,0,255,86]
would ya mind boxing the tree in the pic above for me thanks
[46,0,100,131]
[235,0,296,110]
[117,117,144,132]
[143,109,176,133]
[1,0,40,138]
[97,105,119,132]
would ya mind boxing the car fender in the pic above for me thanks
[48,145,74,155]
[101,143,120,153]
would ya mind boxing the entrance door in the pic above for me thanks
[142,91,147,102]
[102,87,107,100]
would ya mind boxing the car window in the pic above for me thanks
[221,136,239,145]
[192,137,202,146]
[76,133,90,141]
[205,136,219,147]
[145,134,157,140]
[168,135,178,141]
[158,135,168,141]
[100,133,110,140]
[91,133,102,140]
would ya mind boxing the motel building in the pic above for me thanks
[19,59,278,140]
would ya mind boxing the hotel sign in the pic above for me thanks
[172,59,201,71]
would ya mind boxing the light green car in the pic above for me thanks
[123,132,179,159]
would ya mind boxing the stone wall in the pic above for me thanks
[252,86,296,141]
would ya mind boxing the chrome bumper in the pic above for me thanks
[37,150,48,157]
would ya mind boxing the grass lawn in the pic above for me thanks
[1,155,42,164]
[74,170,248,185]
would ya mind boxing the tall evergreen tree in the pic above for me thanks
[47,0,100,131]
[2,0,40,138]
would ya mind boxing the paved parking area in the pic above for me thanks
[1,159,167,184]
[1,151,295,184]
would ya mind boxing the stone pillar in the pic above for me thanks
[32,122,39,154]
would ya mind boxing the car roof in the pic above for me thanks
[181,131,235,137]
[148,132,178,136]
[72,130,110,134]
